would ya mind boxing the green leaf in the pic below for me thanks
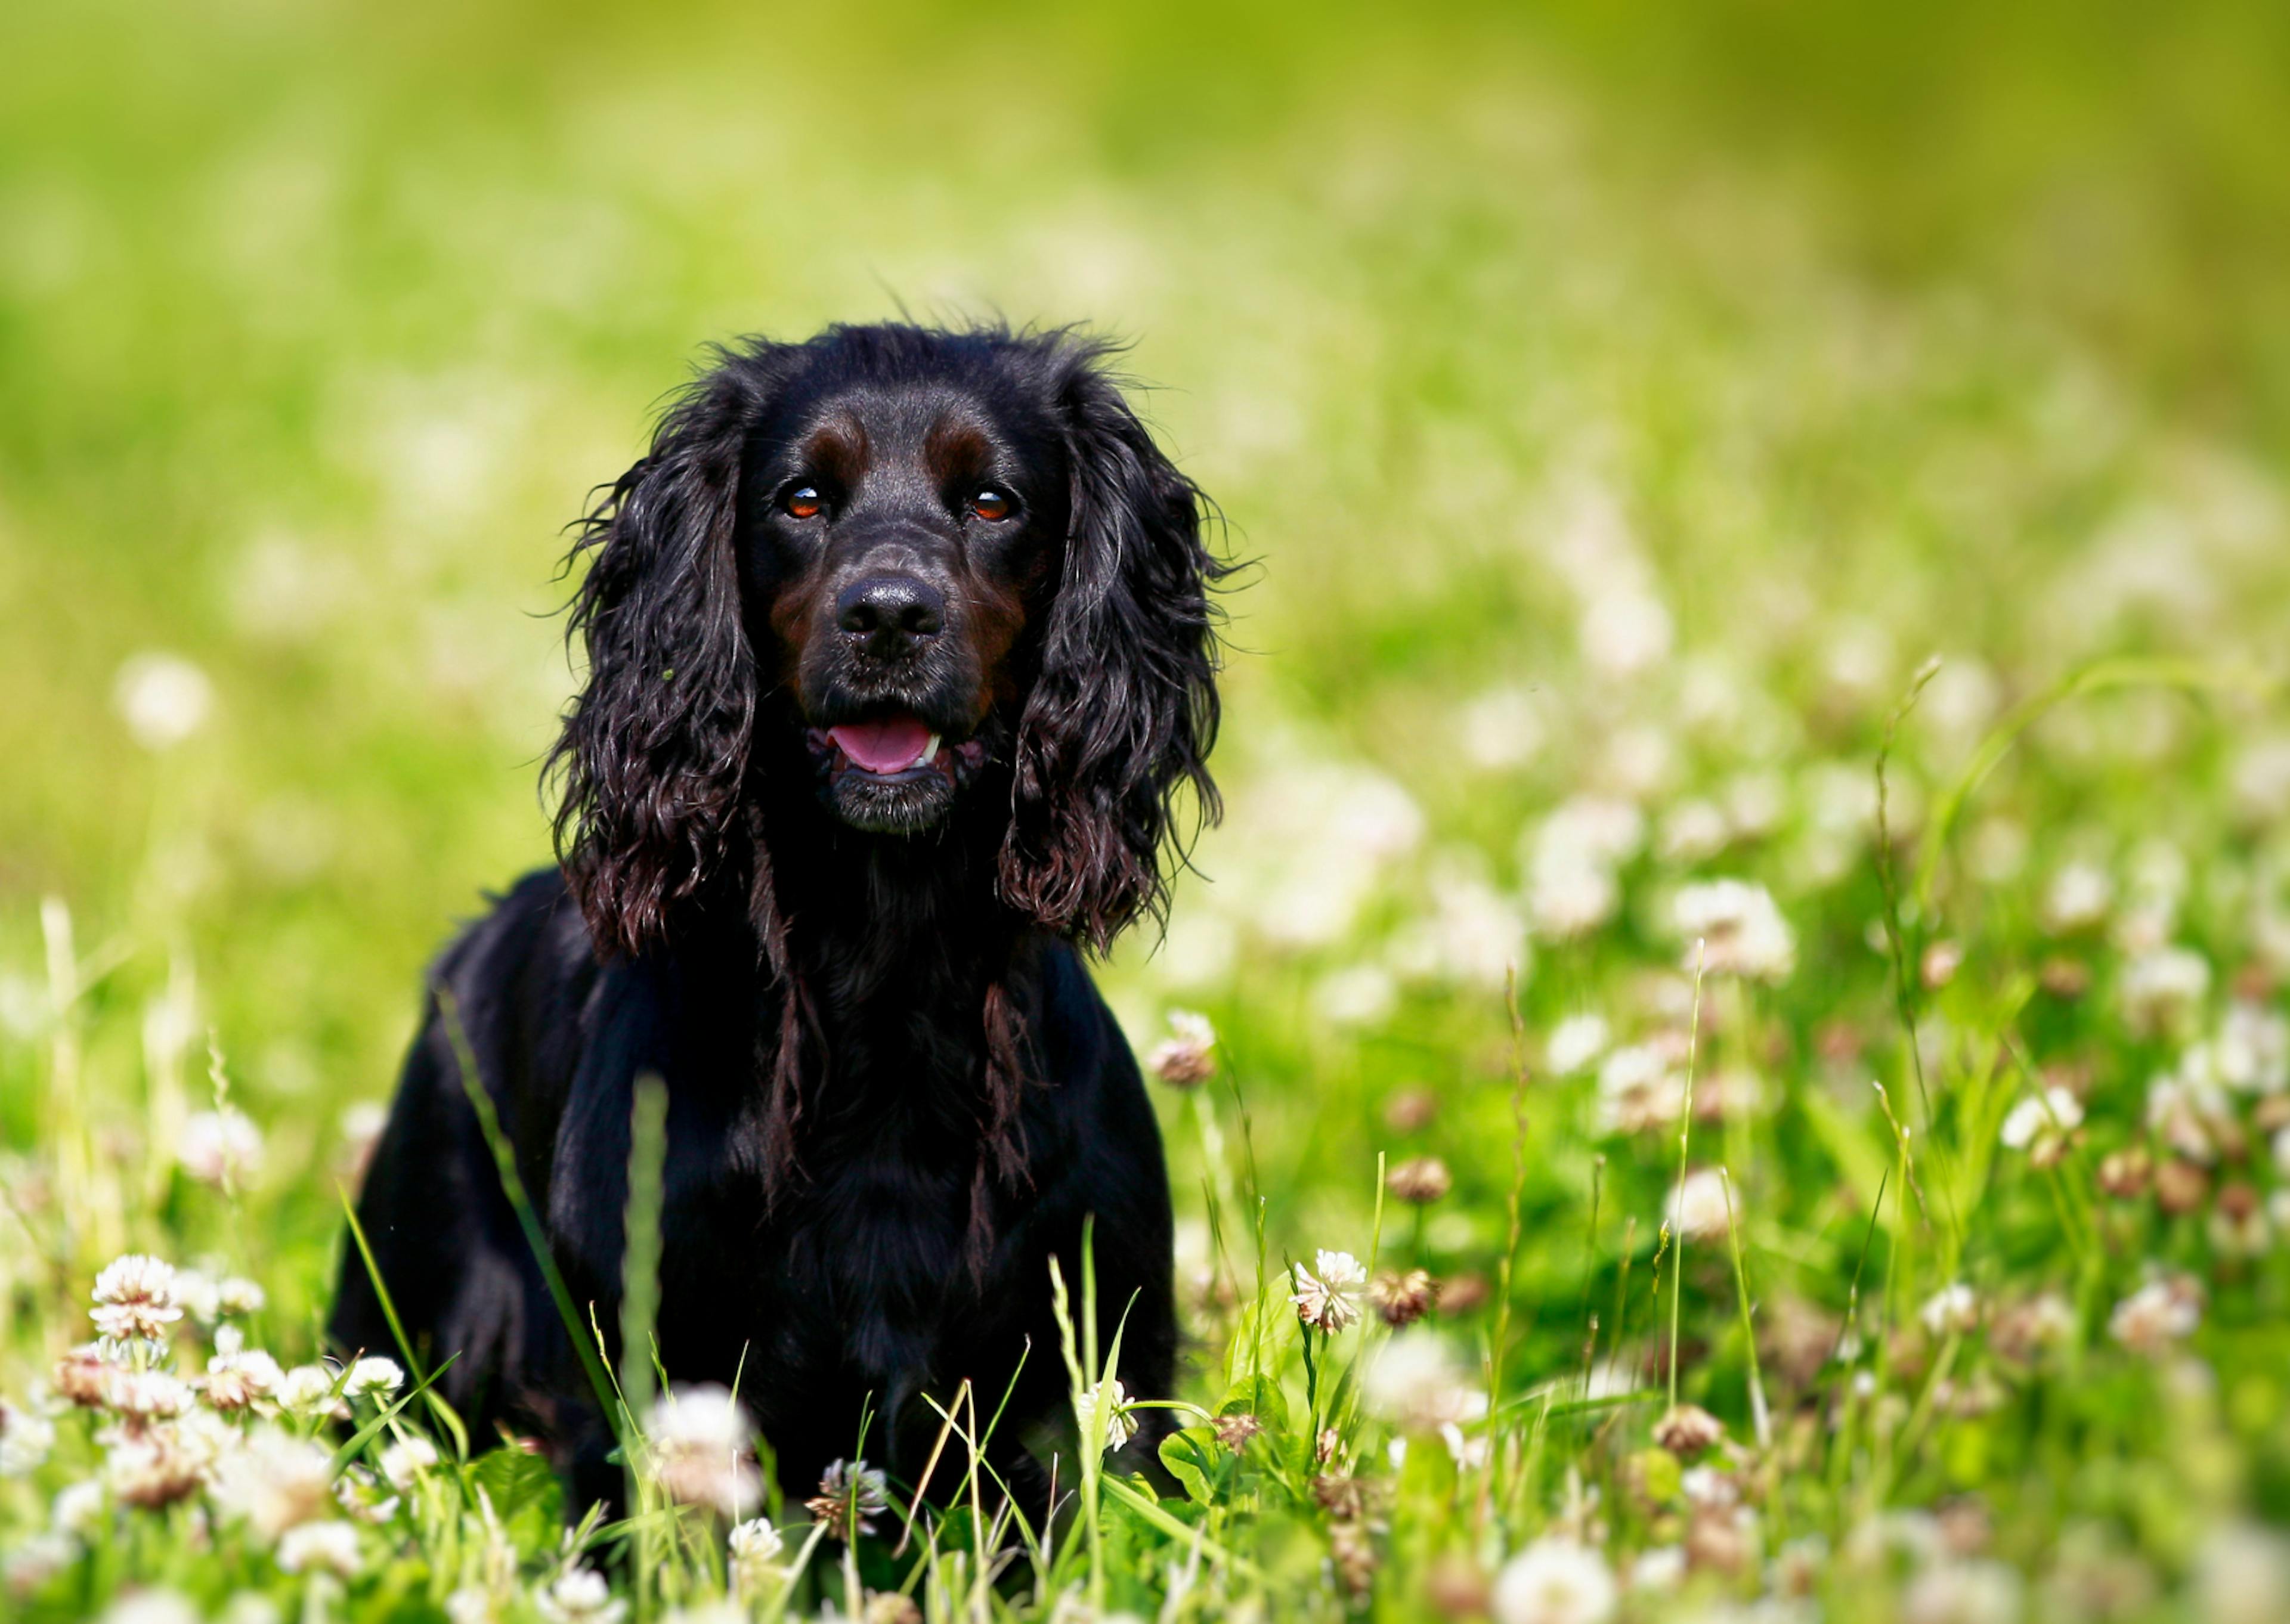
[1218,1372,1289,1434]
[1159,1426,1219,1505]
[468,1446,564,1557]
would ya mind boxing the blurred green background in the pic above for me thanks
[4,0,2290,1333]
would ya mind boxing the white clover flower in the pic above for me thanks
[1594,1042,1686,1137]
[1546,1014,1610,1075]
[104,1428,206,1510]
[101,1587,203,1624]
[342,1357,404,1400]
[108,1370,194,1423]
[172,1270,222,1324]
[91,1255,182,1343]
[54,1479,109,1537]
[216,1277,267,1318]
[212,1427,336,1539]
[657,1605,744,1624]
[4,1530,78,1594]
[642,1385,760,1519]
[276,1521,361,1577]
[1666,1168,1733,1242]
[727,1518,786,1592]
[1524,797,1644,940]
[1901,1559,2023,1624]
[178,1108,264,1188]
[1579,588,1673,678]
[114,654,213,751]
[1673,879,1796,982]
[2119,946,2212,1039]
[1585,1358,1639,1402]
[1,1400,55,1477]
[2041,862,2115,935]
[275,1365,346,1421]
[1491,1536,1618,1624]
[444,1588,499,1624]
[1680,1463,1740,1507]
[1657,799,1731,864]
[1920,1283,1981,1337]
[537,1570,627,1624]
[2147,1073,2233,1164]
[1999,1087,2083,1163]
[1542,798,1648,863]
[203,1345,283,1411]
[1291,1250,1367,1334]
[1144,1010,1217,1087]
[2193,1521,2290,1624]
[1457,684,1545,770]
[1100,1379,1138,1451]
[1362,1330,1484,1433]
[377,1436,439,1490]
[2212,1001,2290,1094]
[2109,1276,2203,1357]
[333,1464,400,1525]
[1389,868,1527,991]
[1527,851,1621,940]
[1627,1544,1686,1592]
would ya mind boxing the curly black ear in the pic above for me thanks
[999,344,1227,951]
[549,352,775,956]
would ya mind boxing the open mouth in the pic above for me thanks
[814,714,951,781]
[803,713,991,835]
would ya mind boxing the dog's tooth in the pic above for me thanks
[917,732,941,768]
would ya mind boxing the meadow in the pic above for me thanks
[6,3,2290,1619]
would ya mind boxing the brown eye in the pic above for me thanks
[784,486,824,520]
[970,488,1011,522]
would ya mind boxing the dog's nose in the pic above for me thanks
[837,575,945,646]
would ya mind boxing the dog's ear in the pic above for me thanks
[549,351,776,956]
[999,346,1226,950]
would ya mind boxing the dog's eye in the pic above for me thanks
[969,488,1013,522]
[784,486,825,520]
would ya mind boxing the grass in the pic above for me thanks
[7,2,2290,1619]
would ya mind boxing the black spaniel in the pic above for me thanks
[330,324,1225,1517]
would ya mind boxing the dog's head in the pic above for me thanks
[549,324,1225,957]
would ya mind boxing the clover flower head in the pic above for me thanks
[276,1365,347,1421]
[277,1521,362,1577]
[1146,1010,1218,1087]
[1673,879,1796,982]
[643,1385,761,1519]
[2000,1087,2084,1165]
[342,1357,403,1400]
[378,1436,439,1490]
[537,1567,626,1624]
[91,1256,182,1343]
[1292,1250,1367,1333]
[178,1108,264,1188]
[806,1458,890,1535]
[1666,1168,1734,1242]
[2109,1276,2203,1357]
[1387,1156,1452,1204]
[1492,1537,1618,1624]
[1099,1379,1138,1451]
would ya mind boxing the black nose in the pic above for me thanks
[836,574,945,644]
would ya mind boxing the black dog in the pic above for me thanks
[331,324,1224,1516]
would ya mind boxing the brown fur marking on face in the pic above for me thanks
[923,414,995,488]
[961,576,1031,722]
[800,415,871,491]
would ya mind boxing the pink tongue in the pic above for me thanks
[828,715,932,773]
